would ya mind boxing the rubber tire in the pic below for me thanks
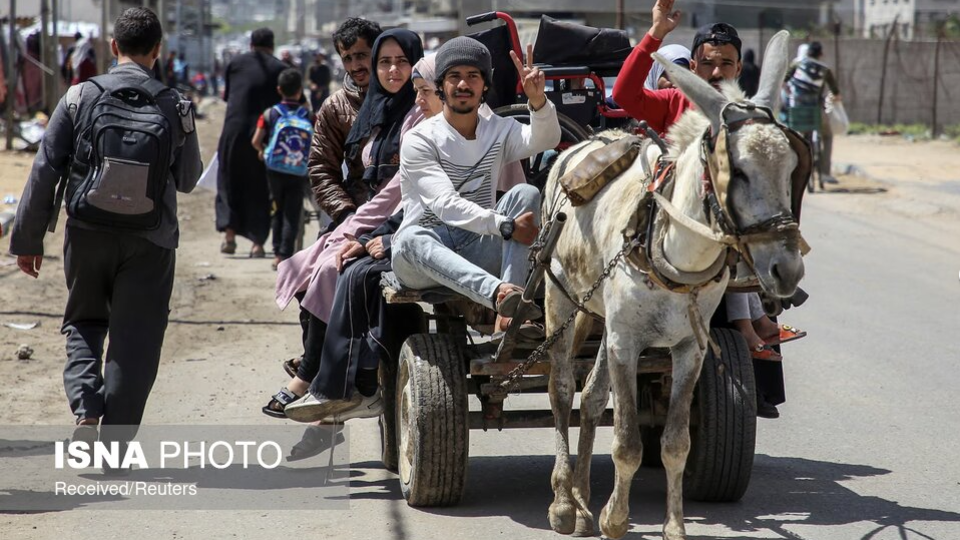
[379,362,400,472]
[493,104,590,190]
[396,334,469,507]
[684,328,757,502]
[380,306,428,473]
[806,131,820,193]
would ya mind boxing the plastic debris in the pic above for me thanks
[3,322,40,330]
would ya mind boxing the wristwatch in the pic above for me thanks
[498,218,516,241]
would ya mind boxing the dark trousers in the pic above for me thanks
[310,256,424,400]
[61,227,175,426]
[268,171,306,259]
[296,312,327,383]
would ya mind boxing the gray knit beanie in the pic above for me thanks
[434,36,492,86]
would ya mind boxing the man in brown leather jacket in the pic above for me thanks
[308,18,382,224]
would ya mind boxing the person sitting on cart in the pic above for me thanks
[389,37,559,336]
[613,0,742,136]
[612,0,806,418]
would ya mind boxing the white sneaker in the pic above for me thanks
[331,391,384,422]
[284,392,361,423]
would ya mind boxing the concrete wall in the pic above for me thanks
[791,37,960,129]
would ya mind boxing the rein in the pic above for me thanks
[649,102,804,283]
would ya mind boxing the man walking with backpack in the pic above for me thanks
[252,68,313,270]
[10,8,201,441]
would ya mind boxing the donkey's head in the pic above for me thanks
[656,31,806,298]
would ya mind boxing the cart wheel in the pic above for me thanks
[380,306,428,473]
[806,131,820,193]
[396,334,469,507]
[379,361,400,472]
[494,105,590,190]
[813,131,825,190]
[684,328,757,502]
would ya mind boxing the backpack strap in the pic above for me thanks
[139,76,173,100]
[48,79,102,233]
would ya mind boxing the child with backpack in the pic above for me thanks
[10,7,202,456]
[252,68,313,270]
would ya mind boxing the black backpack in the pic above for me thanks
[55,74,174,231]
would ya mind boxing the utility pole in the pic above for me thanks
[99,0,110,74]
[932,26,943,137]
[41,0,60,113]
[40,0,48,111]
[616,0,625,30]
[6,0,18,150]
[174,0,182,57]
[158,0,167,76]
[51,0,58,101]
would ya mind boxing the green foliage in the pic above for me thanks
[848,122,960,144]
[847,123,931,138]
[944,124,960,144]
[943,15,960,38]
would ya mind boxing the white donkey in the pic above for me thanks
[542,31,806,539]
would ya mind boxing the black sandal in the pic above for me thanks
[262,388,300,419]
[282,356,302,378]
[496,289,542,320]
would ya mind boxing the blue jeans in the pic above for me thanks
[392,184,540,309]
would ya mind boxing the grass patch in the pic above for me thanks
[847,122,932,138]
[944,124,960,144]
[846,123,960,143]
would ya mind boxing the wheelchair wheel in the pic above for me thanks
[494,105,590,190]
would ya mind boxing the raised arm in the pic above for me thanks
[611,0,686,133]
[503,44,561,163]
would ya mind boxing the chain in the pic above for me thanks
[500,238,639,391]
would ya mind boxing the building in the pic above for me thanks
[858,0,960,39]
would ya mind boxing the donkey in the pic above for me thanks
[541,31,806,540]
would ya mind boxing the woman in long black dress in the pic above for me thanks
[215,28,287,257]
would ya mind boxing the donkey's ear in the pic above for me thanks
[752,31,791,112]
[655,52,725,135]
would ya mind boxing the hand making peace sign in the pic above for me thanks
[510,44,547,111]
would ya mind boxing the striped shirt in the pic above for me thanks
[396,101,560,238]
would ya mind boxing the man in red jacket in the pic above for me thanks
[612,0,742,135]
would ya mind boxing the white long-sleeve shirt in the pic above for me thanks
[396,100,561,238]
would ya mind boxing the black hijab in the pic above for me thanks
[344,28,424,192]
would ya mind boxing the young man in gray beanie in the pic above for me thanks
[394,37,560,325]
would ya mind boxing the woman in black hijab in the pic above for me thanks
[344,28,424,199]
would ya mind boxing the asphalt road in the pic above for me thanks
[2,145,959,539]
[307,185,960,540]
